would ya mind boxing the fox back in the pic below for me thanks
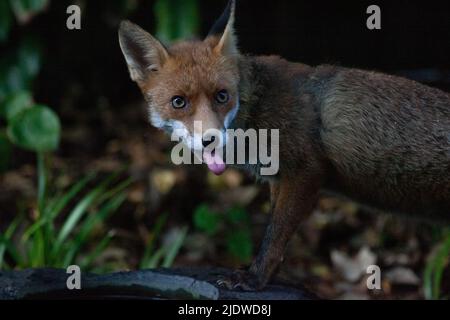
[119,2,450,221]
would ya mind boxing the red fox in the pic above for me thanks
[119,0,450,290]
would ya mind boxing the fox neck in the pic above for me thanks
[233,55,313,131]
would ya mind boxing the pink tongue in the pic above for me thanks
[203,151,227,176]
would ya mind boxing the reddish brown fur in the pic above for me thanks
[119,1,450,290]
[140,38,240,135]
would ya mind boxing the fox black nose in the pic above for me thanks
[202,136,216,148]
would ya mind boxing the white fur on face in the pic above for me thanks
[222,97,240,146]
[149,110,166,129]
[150,109,203,151]
[149,96,240,153]
[224,97,240,129]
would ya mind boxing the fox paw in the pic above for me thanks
[216,270,264,291]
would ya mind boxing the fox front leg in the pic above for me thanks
[218,173,321,291]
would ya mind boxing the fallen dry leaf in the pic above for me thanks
[331,247,377,282]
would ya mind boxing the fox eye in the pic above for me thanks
[215,90,229,104]
[171,96,187,109]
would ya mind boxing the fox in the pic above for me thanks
[119,0,450,290]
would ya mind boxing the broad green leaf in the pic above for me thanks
[193,204,221,236]
[226,229,253,263]
[7,105,61,152]
[0,91,33,121]
[226,207,250,225]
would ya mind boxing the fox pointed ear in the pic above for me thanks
[207,0,238,56]
[118,21,169,82]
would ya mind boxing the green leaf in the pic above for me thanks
[7,105,61,152]
[0,1,13,42]
[0,133,12,172]
[176,0,199,39]
[0,91,33,121]
[226,207,250,225]
[155,0,199,42]
[0,62,24,100]
[5,65,25,93]
[10,0,49,23]
[193,204,221,236]
[226,229,253,263]
[17,39,42,80]
[0,39,42,99]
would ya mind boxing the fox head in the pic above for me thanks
[119,0,239,175]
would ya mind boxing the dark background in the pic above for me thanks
[26,0,450,113]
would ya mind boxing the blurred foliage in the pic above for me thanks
[0,0,49,42]
[0,1,50,169]
[140,213,188,269]
[8,104,60,152]
[0,0,132,272]
[424,229,450,300]
[10,0,49,25]
[154,0,199,42]
[0,0,202,273]
[0,173,130,270]
[194,204,253,264]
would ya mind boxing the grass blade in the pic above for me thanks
[79,231,115,270]
[0,233,23,267]
[63,192,127,266]
[51,185,106,259]
[0,215,22,266]
[47,173,96,220]
[424,230,450,300]
[22,174,96,243]
[139,213,168,269]
[162,227,188,268]
[94,178,132,206]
